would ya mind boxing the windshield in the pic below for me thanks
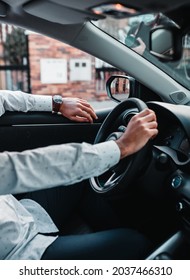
[93,13,190,90]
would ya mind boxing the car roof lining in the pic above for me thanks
[2,0,187,52]
[23,0,104,25]
[3,0,190,15]
[1,0,190,28]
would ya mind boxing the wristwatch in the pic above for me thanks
[52,95,63,113]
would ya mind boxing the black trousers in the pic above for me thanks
[23,182,152,260]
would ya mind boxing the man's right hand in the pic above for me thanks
[116,108,158,159]
[59,97,97,123]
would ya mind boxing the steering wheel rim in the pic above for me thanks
[90,98,149,194]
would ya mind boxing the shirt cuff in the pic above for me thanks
[30,95,52,112]
[94,140,120,170]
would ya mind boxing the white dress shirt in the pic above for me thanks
[0,90,120,259]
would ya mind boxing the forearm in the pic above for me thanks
[0,90,52,116]
[0,141,120,195]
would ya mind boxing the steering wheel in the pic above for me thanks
[90,98,150,194]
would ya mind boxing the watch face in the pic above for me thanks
[53,95,63,104]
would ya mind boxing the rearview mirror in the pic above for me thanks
[106,75,135,102]
[150,25,182,61]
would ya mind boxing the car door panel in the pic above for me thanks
[0,109,111,152]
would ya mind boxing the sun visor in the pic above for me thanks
[23,0,104,25]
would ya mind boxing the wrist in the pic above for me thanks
[115,139,130,159]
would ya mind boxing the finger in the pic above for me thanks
[78,99,92,108]
[70,116,89,122]
[79,98,92,104]
[131,110,156,126]
[79,98,90,104]
[80,104,98,119]
[138,108,154,116]
[146,120,158,129]
[143,113,157,123]
[149,128,159,139]
[138,109,157,122]
[79,100,98,118]
[76,109,93,123]
[79,99,97,112]
[136,37,145,46]
[151,128,159,139]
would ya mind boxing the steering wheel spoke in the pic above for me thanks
[104,171,121,188]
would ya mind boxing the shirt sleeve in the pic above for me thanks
[0,90,52,116]
[0,140,120,195]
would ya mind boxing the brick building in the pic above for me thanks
[0,24,123,101]
[28,33,98,101]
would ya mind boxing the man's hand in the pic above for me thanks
[132,37,146,55]
[59,98,98,123]
[116,109,158,159]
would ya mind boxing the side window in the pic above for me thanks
[0,24,123,109]
[70,59,91,81]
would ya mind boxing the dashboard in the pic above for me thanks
[148,101,190,167]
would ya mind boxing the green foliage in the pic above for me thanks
[3,27,27,65]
